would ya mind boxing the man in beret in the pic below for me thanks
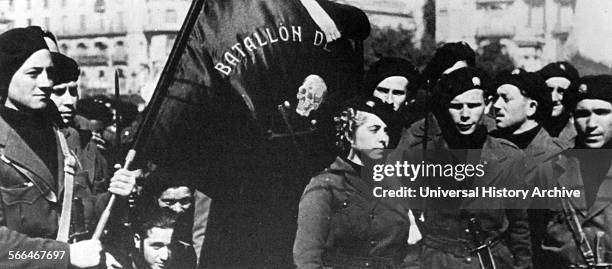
[397,67,531,268]
[490,68,566,268]
[367,57,420,111]
[537,61,580,146]
[421,41,498,131]
[537,75,612,267]
[366,57,423,130]
[0,26,137,269]
[422,41,476,85]
[491,68,563,151]
[44,31,111,196]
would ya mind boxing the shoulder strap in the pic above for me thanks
[55,126,77,242]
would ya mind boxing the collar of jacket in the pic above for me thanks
[555,153,612,222]
[408,114,517,164]
[60,126,92,151]
[408,113,443,147]
[0,114,62,196]
[523,127,565,170]
[326,156,372,196]
[557,117,577,150]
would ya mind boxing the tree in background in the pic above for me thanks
[476,40,515,78]
[363,0,436,70]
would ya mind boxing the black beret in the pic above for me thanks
[353,97,400,127]
[52,52,80,84]
[495,68,552,122]
[337,96,402,149]
[144,166,195,197]
[537,61,579,82]
[564,75,612,111]
[0,26,49,96]
[423,41,476,84]
[76,97,113,125]
[364,57,421,94]
[432,67,490,108]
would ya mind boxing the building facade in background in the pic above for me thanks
[335,0,425,46]
[0,0,190,102]
[437,0,575,71]
[0,0,426,100]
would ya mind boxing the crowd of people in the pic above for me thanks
[0,21,611,269]
[294,41,612,269]
[0,26,200,269]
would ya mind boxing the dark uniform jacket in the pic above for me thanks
[294,157,412,269]
[556,118,577,150]
[508,127,567,269]
[61,126,110,195]
[397,115,532,269]
[540,152,612,267]
[0,115,104,268]
[516,127,567,189]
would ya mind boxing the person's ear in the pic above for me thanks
[484,95,493,115]
[345,130,355,146]
[526,99,538,117]
[133,233,141,249]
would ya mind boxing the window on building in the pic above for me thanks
[165,9,177,23]
[60,43,69,54]
[9,0,14,11]
[76,43,88,57]
[80,14,86,31]
[166,35,176,54]
[476,2,507,11]
[27,0,31,10]
[94,0,106,13]
[44,0,48,8]
[61,0,66,7]
[112,40,128,65]
[26,18,32,26]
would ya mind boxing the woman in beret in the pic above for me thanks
[293,97,414,269]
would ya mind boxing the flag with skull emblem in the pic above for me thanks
[133,0,370,167]
[129,0,370,266]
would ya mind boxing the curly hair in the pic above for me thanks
[334,108,369,152]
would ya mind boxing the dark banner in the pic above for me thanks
[136,0,370,166]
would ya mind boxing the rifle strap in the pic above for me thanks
[561,198,595,266]
[56,127,77,242]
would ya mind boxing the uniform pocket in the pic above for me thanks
[336,192,374,236]
[0,184,50,234]
[0,184,41,205]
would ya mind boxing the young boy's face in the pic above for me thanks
[135,227,173,269]
[447,89,487,135]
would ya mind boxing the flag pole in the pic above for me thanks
[131,0,206,157]
[91,0,206,240]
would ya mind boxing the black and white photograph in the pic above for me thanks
[0,0,612,268]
